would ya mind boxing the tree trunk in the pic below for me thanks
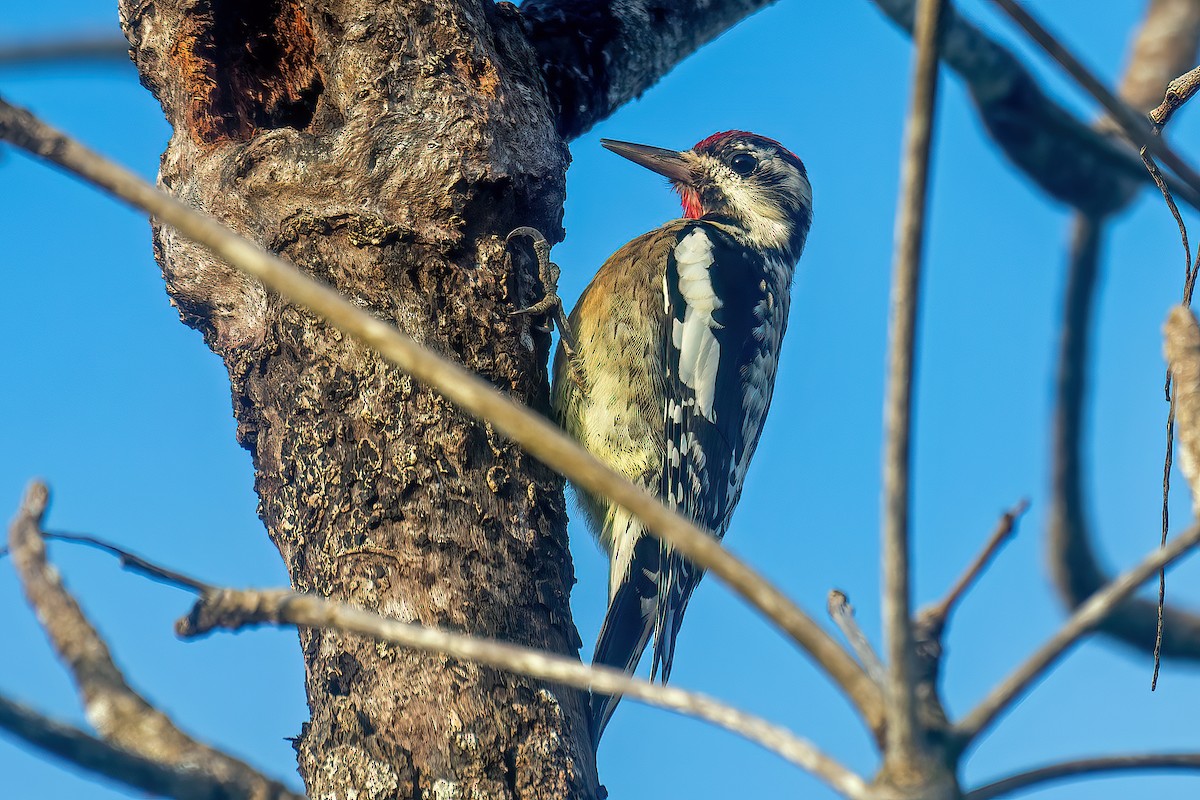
[117,1,597,797]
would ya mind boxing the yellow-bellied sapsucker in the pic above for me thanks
[514,131,812,742]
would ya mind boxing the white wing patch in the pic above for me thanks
[672,229,723,420]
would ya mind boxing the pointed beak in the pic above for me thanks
[601,139,696,185]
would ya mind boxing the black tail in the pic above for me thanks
[589,536,660,744]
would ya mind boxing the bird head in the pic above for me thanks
[601,131,812,259]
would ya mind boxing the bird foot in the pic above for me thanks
[506,227,586,391]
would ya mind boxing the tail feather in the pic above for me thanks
[589,536,660,743]
[650,549,700,683]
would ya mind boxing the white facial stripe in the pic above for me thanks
[721,171,811,252]
[671,229,723,421]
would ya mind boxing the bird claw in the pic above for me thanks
[506,227,587,392]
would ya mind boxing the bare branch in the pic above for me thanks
[519,0,776,139]
[827,591,887,686]
[1043,0,1200,684]
[921,500,1028,627]
[0,34,130,68]
[965,753,1200,800]
[1050,215,1200,662]
[1166,306,1200,509]
[869,0,1200,213]
[43,530,214,593]
[33,488,867,794]
[0,693,270,800]
[0,96,883,733]
[881,0,945,765]
[986,0,1200,197]
[174,588,866,796]
[7,481,304,800]
[1151,64,1200,127]
[955,522,1200,745]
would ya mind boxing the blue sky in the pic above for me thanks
[3,2,1200,798]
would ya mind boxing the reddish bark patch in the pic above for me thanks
[173,0,323,144]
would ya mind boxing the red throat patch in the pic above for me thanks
[678,186,703,219]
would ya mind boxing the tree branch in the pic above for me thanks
[177,588,866,795]
[37,519,868,794]
[880,0,945,766]
[0,693,274,800]
[965,753,1200,800]
[7,481,304,800]
[1151,64,1200,127]
[1165,306,1200,509]
[519,0,776,139]
[1041,0,1200,683]
[920,500,1028,629]
[955,521,1200,746]
[828,591,887,686]
[0,95,884,734]
[986,0,1200,198]
[0,34,130,68]
[869,0,1200,214]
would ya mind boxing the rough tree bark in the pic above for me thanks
[118,2,588,798]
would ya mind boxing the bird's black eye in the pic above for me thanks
[729,152,758,176]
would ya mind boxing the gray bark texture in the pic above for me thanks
[117,1,587,797]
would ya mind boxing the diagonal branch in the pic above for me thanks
[955,521,1200,746]
[986,0,1200,197]
[178,588,867,795]
[965,752,1200,800]
[7,482,304,800]
[0,692,271,800]
[0,33,130,68]
[0,95,884,734]
[519,0,777,139]
[880,0,945,765]
[869,0,1200,214]
[33,522,867,796]
[920,500,1028,630]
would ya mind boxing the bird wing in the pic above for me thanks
[591,221,786,738]
[652,221,784,681]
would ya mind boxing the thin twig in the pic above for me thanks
[827,591,887,685]
[988,0,1200,198]
[0,94,883,732]
[43,530,214,592]
[0,692,273,800]
[881,0,945,764]
[177,589,868,796]
[1044,6,1200,673]
[956,522,1200,746]
[922,500,1029,626]
[1146,63,1200,689]
[965,752,1200,800]
[7,482,304,800]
